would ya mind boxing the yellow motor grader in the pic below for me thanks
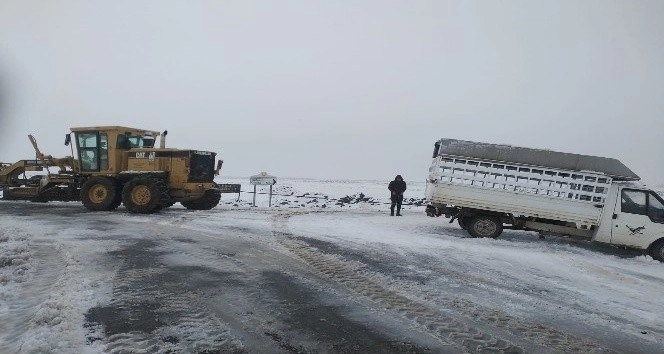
[0,126,223,213]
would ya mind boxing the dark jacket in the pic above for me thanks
[388,175,407,200]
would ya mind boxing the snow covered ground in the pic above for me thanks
[1,177,663,353]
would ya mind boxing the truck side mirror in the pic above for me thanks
[64,134,71,146]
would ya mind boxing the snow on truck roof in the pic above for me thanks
[435,138,640,181]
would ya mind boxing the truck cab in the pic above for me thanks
[593,182,664,258]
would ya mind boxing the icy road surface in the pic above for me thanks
[1,179,664,353]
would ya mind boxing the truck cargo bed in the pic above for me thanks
[426,155,612,228]
[428,182,603,226]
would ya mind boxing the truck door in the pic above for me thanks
[611,189,664,248]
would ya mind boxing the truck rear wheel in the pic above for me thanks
[180,189,221,210]
[649,239,664,262]
[122,178,168,214]
[467,215,503,238]
[81,177,119,211]
[458,216,472,230]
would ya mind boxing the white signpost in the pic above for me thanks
[249,172,277,207]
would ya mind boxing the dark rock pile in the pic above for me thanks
[335,193,380,207]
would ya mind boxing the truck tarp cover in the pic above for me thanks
[435,138,640,181]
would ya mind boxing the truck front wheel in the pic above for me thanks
[467,215,503,238]
[649,239,664,262]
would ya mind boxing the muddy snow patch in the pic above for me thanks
[0,232,112,354]
[0,228,34,291]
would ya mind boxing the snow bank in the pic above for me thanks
[215,177,426,211]
[0,215,116,354]
[0,228,34,295]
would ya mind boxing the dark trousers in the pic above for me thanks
[390,195,403,215]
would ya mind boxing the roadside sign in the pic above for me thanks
[250,172,277,185]
[249,172,277,207]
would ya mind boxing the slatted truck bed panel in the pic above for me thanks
[426,156,611,227]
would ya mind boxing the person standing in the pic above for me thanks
[388,175,407,216]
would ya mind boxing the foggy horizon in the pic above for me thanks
[1,1,663,185]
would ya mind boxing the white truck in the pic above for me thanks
[425,138,664,261]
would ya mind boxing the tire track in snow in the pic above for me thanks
[387,255,615,353]
[272,212,613,354]
[280,235,524,353]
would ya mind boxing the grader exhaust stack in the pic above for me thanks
[160,130,168,149]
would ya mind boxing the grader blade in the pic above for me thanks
[0,160,46,186]
[2,187,39,200]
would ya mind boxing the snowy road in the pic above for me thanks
[1,193,664,353]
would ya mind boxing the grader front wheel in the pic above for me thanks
[80,177,119,211]
[180,189,222,210]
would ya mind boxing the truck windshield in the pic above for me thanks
[649,192,664,223]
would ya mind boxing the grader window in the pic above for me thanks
[77,132,109,171]
[117,134,155,149]
[100,133,108,170]
[77,132,99,171]
[117,135,132,149]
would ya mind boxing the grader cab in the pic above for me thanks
[1,126,224,213]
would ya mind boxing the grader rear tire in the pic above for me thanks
[180,189,221,210]
[122,178,168,214]
[80,177,119,211]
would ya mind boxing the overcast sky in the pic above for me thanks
[1,1,663,184]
